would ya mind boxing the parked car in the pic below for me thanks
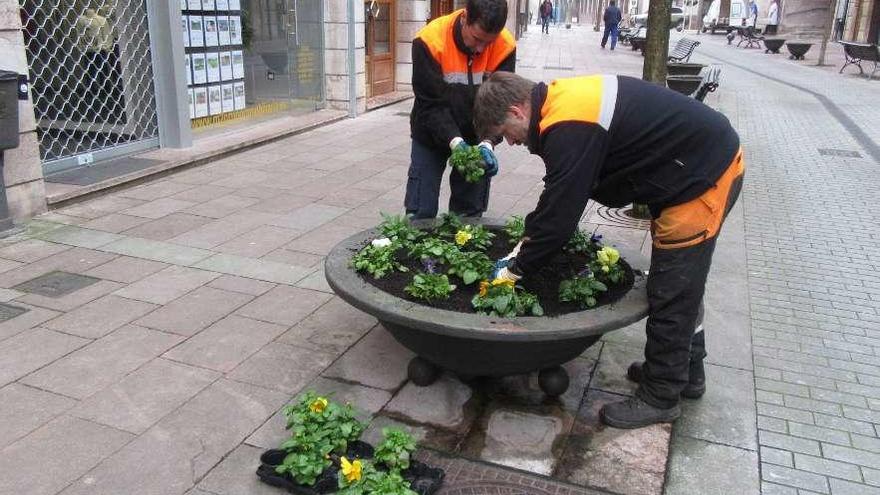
[630,7,685,31]
[702,0,748,33]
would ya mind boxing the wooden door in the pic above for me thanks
[430,0,454,20]
[365,0,395,98]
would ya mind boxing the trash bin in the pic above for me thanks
[0,70,20,151]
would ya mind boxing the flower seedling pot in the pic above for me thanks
[763,38,785,53]
[666,62,706,76]
[786,42,812,60]
[666,75,703,96]
[325,218,649,397]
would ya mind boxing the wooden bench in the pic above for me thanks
[694,65,722,102]
[668,38,700,63]
[839,41,880,80]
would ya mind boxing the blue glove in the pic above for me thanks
[477,141,499,177]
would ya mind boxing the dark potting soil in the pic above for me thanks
[357,228,635,317]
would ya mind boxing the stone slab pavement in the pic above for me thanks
[1,23,878,495]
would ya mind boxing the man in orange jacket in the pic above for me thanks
[475,72,744,428]
[405,0,516,219]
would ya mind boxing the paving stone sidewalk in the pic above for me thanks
[2,23,876,495]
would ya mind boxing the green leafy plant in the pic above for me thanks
[351,244,408,279]
[472,280,544,317]
[408,237,460,263]
[590,246,625,284]
[436,212,465,238]
[504,215,525,244]
[378,213,424,248]
[448,144,485,183]
[374,428,418,472]
[565,229,596,255]
[559,273,608,308]
[276,392,366,485]
[337,459,417,495]
[404,273,456,302]
[445,250,493,285]
[454,224,495,251]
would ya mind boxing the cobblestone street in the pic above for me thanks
[0,22,878,495]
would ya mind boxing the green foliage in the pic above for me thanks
[337,461,417,495]
[408,237,460,263]
[277,392,366,485]
[445,250,493,285]
[351,244,408,279]
[436,212,465,238]
[374,428,418,472]
[559,274,608,309]
[565,229,596,255]
[448,144,486,183]
[404,273,456,302]
[378,213,424,248]
[472,281,544,317]
[504,216,525,244]
[457,224,495,251]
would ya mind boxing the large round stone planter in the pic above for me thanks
[324,219,649,397]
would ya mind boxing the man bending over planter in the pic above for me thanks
[405,0,516,219]
[474,72,744,429]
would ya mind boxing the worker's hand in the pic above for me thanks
[449,137,468,152]
[492,240,524,281]
[477,141,499,177]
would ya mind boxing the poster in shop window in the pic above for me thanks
[185,54,192,85]
[233,81,245,110]
[208,84,222,115]
[187,0,201,10]
[187,16,204,47]
[194,87,208,117]
[202,0,216,10]
[188,89,195,119]
[205,52,221,82]
[181,17,190,47]
[181,0,187,10]
[229,0,240,10]
[219,51,233,81]
[228,16,242,45]
[216,0,229,10]
[221,83,235,113]
[232,50,244,78]
[217,17,231,45]
[203,16,219,47]
[191,52,207,84]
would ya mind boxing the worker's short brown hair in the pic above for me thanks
[474,72,536,140]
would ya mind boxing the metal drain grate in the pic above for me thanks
[586,206,651,230]
[543,65,574,70]
[818,148,862,158]
[394,112,411,117]
[0,303,28,322]
[13,271,101,298]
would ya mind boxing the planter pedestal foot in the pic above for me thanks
[538,366,570,397]
[409,356,441,386]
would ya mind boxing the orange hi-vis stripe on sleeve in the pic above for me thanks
[415,9,516,85]
[539,75,619,134]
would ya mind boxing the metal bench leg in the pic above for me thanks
[871,62,879,80]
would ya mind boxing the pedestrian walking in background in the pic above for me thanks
[766,0,779,34]
[749,0,759,27]
[540,0,553,34]
[601,0,623,50]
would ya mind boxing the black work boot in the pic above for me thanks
[600,396,681,429]
[627,361,706,399]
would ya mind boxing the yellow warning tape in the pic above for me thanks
[190,101,292,129]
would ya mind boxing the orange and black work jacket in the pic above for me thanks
[411,10,516,151]
[512,75,741,276]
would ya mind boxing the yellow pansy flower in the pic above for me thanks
[455,230,472,246]
[340,456,363,483]
[597,246,620,267]
[479,280,490,297]
[309,397,328,413]
[491,278,515,288]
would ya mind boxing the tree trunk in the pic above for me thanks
[816,0,834,66]
[643,0,672,83]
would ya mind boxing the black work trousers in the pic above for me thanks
[404,139,491,219]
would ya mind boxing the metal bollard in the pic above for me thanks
[0,70,24,232]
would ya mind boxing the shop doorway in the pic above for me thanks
[365,0,395,98]
[430,0,454,20]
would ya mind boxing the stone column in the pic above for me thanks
[325,0,366,113]
[780,0,831,39]
[397,0,429,93]
[0,0,47,221]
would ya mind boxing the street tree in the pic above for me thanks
[642,0,673,83]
